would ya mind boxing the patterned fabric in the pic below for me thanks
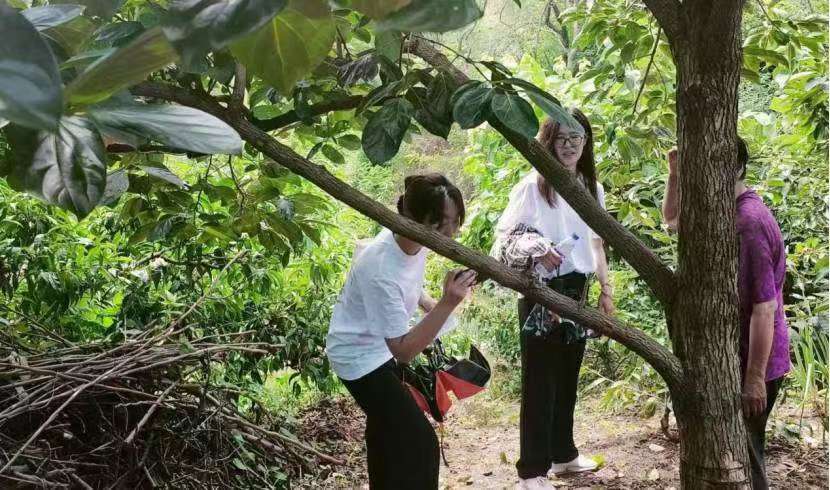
[494,223,552,280]
[494,224,591,344]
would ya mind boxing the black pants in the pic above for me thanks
[516,273,587,479]
[341,360,439,489]
[746,377,782,490]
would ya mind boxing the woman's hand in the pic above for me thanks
[538,249,563,271]
[598,289,615,316]
[440,269,476,307]
[667,147,678,175]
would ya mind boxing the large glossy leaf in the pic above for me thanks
[94,21,144,45]
[66,28,178,106]
[21,4,85,31]
[524,90,581,132]
[42,15,97,56]
[375,30,402,62]
[231,0,336,95]
[361,98,413,165]
[451,81,492,129]
[6,117,107,218]
[100,169,129,206]
[61,48,116,70]
[88,102,243,155]
[55,0,123,19]
[375,0,482,33]
[140,165,187,188]
[407,86,451,139]
[163,0,287,68]
[490,92,538,139]
[350,0,411,18]
[410,70,455,138]
[503,78,581,131]
[0,4,63,131]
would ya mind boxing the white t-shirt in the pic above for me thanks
[327,229,454,381]
[494,171,606,276]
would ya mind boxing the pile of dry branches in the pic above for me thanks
[0,325,341,489]
[0,253,340,488]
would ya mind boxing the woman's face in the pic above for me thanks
[553,129,586,170]
[433,198,461,238]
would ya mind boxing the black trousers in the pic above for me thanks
[746,377,782,490]
[516,273,587,479]
[341,360,439,489]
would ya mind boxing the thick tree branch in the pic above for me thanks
[406,37,677,306]
[231,63,246,113]
[641,0,682,45]
[130,80,684,390]
[252,95,363,132]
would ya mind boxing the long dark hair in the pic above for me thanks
[396,173,465,226]
[536,108,599,207]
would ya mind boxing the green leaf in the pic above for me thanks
[140,165,186,188]
[266,214,303,245]
[0,4,63,131]
[361,98,413,165]
[375,0,483,33]
[94,21,144,45]
[490,92,538,139]
[337,134,362,150]
[66,27,178,106]
[60,48,116,70]
[743,46,789,68]
[525,90,580,131]
[231,0,336,96]
[407,86,451,139]
[741,67,761,85]
[163,0,288,69]
[59,0,124,19]
[6,117,107,218]
[88,101,243,155]
[375,30,401,62]
[42,15,97,56]
[321,144,345,164]
[451,81,492,129]
[100,169,129,207]
[350,0,411,18]
[21,4,85,31]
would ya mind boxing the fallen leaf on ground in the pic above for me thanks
[648,443,665,452]
[648,468,660,481]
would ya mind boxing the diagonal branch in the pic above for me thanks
[253,95,363,132]
[405,37,677,306]
[130,81,684,390]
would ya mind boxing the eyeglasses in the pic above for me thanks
[553,134,585,147]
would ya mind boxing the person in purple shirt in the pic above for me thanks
[661,138,789,490]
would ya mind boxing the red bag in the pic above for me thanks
[399,339,490,423]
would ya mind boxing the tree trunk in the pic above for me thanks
[669,1,751,487]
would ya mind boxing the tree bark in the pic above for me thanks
[665,1,751,487]
[405,37,677,306]
[130,81,684,390]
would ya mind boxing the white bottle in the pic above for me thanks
[534,233,580,280]
[555,233,580,257]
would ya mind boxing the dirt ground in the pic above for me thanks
[297,394,828,489]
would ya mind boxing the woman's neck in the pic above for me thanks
[393,233,423,256]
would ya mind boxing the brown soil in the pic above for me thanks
[297,394,828,489]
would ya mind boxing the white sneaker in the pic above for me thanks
[549,455,598,475]
[516,476,555,489]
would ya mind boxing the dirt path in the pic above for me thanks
[299,395,828,489]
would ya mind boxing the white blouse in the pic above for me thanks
[494,171,606,276]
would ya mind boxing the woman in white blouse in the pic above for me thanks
[495,111,614,489]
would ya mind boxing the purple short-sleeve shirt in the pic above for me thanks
[736,189,790,382]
